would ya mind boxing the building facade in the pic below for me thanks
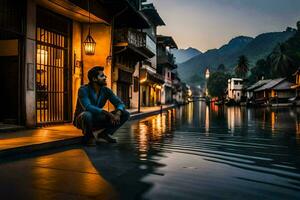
[157,35,178,105]
[227,78,244,102]
[112,0,155,109]
[0,0,131,127]
[0,0,26,125]
[134,3,166,108]
[0,0,182,128]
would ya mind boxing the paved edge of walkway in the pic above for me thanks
[0,104,177,158]
[129,104,177,120]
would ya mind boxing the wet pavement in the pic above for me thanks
[1,101,300,199]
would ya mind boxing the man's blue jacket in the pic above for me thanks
[73,84,125,121]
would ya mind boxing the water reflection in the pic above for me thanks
[131,110,176,161]
[205,105,210,135]
[127,102,300,173]
[89,102,300,199]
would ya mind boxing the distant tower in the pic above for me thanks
[205,68,210,79]
[205,68,210,96]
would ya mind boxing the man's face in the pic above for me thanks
[94,70,107,86]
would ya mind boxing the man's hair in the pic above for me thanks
[88,66,104,82]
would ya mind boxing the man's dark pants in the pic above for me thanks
[74,110,130,142]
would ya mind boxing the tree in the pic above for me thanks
[207,72,230,98]
[268,43,295,77]
[235,55,249,78]
[217,64,226,72]
[248,59,271,84]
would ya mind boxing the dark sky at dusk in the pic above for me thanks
[148,0,300,52]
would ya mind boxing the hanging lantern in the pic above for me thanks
[84,29,96,55]
[83,0,96,55]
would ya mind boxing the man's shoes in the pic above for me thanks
[97,132,117,143]
[92,128,105,139]
[84,138,96,146]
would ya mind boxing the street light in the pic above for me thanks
[83,0,96,55]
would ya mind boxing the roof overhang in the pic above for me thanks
[141,3,165,26]
[103,0,150,29]
[37,0,109,24]
[140,68,165,85]
[157,35,178,49]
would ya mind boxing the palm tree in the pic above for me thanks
[269,43,295,77]
[235,55,249,78]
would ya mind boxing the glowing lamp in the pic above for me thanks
[83,0,96,56]
[83,30,96,55]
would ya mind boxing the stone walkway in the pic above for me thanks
[0,104,175,158]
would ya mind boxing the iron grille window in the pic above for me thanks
[36,27,70,124]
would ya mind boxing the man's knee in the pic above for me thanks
[81,111,93,122]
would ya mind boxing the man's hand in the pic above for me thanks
[111,110,122,126]
[103,110,122,126]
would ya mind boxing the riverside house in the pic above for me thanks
[227,78,244,103]
[253,78,295,106]
[0,0,173,128]
[112,0,154,108]
[290,67,300,105]
[246,79,271,104]
[137,3,166,107]
[157,35,178,105]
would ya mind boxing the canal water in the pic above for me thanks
[1,101,300,199]
[86,101,300,199]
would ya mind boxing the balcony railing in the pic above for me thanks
[114,28,156,57]
[145,34,156,55]
[158,51,176,66]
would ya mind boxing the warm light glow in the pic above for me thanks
[296,121,300,141]
[83,32,96,55]
[271,111,277,133]
[227,107,242,134]
[155,85,162,90]
[37,49,48,67]
[188,89,192,96]
[140,77,147,83]
[205,68,210,79]
[205,105,210,135]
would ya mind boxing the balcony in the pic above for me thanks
[157,51,176,69]
[114,28,156,59]
[140,68,165,85]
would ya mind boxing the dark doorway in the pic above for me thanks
[0,50,20,124]
[117,83,130,108]
[117,69,133,108]
[0,0,26,125]
[142,88,147,106]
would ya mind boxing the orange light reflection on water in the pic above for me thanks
[133,111,174,161]
[227,107,242,134]
[205,105,210,135]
